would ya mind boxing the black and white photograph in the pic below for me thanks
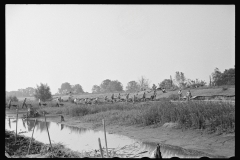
[5,4,235,158]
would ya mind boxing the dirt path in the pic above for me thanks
[20,114,234,158]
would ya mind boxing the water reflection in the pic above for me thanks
[22,119,26,129]
[5,118,213,158]
[61,124,64,130]
[8,118,11,129]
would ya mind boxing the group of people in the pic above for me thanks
[178,89,192,101]
[41,88,192,108]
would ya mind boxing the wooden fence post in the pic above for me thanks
[44,112,52,149]
[27,119,37,155]
[102,119,109,158]
[98,138,104,158]
[15,106,19,143]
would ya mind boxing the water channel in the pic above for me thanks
[5,118,214,158]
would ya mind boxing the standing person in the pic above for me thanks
[56,97,60,107]
[153,90,157,100]
[178,89,182,101]
[118,93,121,101]
[111,93,114,103]
[95,97,99,105]
[38,99,41,107]
[126,93,129,102]
[162,88,166,93]
[133,94,136,104]
[142,92,146,102]
[186,90,192,101]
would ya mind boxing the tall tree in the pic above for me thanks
[211,68,222,86]
[72,84,84,94]
[126,81,140,92]
[58,82,72,94]
[106,80,123,92]
[174,71,186,88]
[92,85,101,93]
[34,83,52,102]
[100,79,112,93]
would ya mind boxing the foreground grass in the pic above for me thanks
[37,100,235,134]
[5,130,82,158]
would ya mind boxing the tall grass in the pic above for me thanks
[36,101,234,134]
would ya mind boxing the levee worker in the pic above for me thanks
[39,99,41,107]
[186,90,192,101]
[153,90,157,100]
[56,97,60,107]
[142,92,146,102]
[118,93,121,100]
[178,89,182,101]
[111,93,114,103]
[126,93,129,102]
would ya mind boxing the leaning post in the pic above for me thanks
[15,105,19,143]
[98,138,104,158]
[27,119,37,155]
[44,112,52,149]
[102,119,109,158]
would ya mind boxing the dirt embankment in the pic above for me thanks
[29,114,235,158]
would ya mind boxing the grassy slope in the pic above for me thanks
[54,86,235,100]
[15,86,235,103]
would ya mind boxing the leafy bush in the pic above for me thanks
[34,83,52,102]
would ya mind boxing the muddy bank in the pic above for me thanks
[26,114,234,158]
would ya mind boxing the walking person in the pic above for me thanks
[178,89,182,101]
[111,93,114,103]
[74,98,77,105]
[118,93,121,101]
[186,90,192,101]
[56,97,60,107]
[126,93,129,103]
[153,90,157,100]
[142,92,146,102]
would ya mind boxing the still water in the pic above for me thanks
[5,118,213,158]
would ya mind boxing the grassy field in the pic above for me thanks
[7,86,235,135]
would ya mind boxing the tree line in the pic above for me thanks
[6,66,235,102]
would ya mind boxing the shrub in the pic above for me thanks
[34,83,52,102]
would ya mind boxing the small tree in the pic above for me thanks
[138,76,151,91]
[34,83,52,102]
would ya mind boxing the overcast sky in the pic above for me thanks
[6,4,235,94]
